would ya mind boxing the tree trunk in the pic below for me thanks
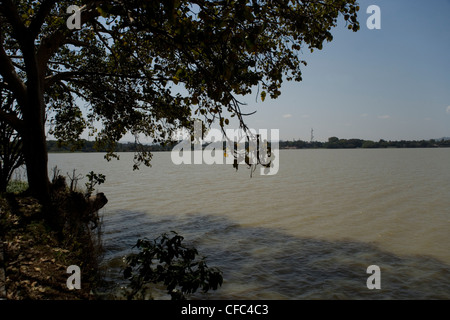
[16,35,51,209]
[21,101,50,209]
[20,53,51,209]
[21,122,50,206]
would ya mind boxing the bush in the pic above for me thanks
[6,180,28,194]
[123,232,223,300]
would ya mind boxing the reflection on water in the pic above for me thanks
[48,149,450,299]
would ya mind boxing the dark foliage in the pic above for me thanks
[124,231,223,300]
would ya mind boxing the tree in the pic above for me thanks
[362,140,377,148]
[0,0,360,208]
[325,136,339,148]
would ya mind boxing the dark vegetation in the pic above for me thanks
[47,137,450,154]
[123,232,223,300]
[279,137,450,149]
[47,140,176,153]
[0,174,105,299]
[0,88,25,193]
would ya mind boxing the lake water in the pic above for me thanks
[48,149,450,299]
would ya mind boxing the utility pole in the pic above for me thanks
[310,128,314,143]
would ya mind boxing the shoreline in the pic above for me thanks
[0,189,103,300]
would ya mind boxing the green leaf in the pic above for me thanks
[96,7,108,18]
[261,91,266,102]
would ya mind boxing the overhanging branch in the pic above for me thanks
[36,1,104,74]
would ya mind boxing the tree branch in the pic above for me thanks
[0,41,27,108]
[36,1,104,72]
[45,70,171,87]
[65,38,91,47]
[0,108,24,134]
[0,0,27,44]
[28,0,58,39]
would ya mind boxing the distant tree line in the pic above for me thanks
[47,137,450,153]
[280,137,450,149]
[47,140,175,153]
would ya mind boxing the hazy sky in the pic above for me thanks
[234,0,450,142]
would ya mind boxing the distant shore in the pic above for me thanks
[47,138,450,153]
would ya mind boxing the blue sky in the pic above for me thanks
[235,0,450,142]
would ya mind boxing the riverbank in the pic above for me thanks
[0,185,104,299]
